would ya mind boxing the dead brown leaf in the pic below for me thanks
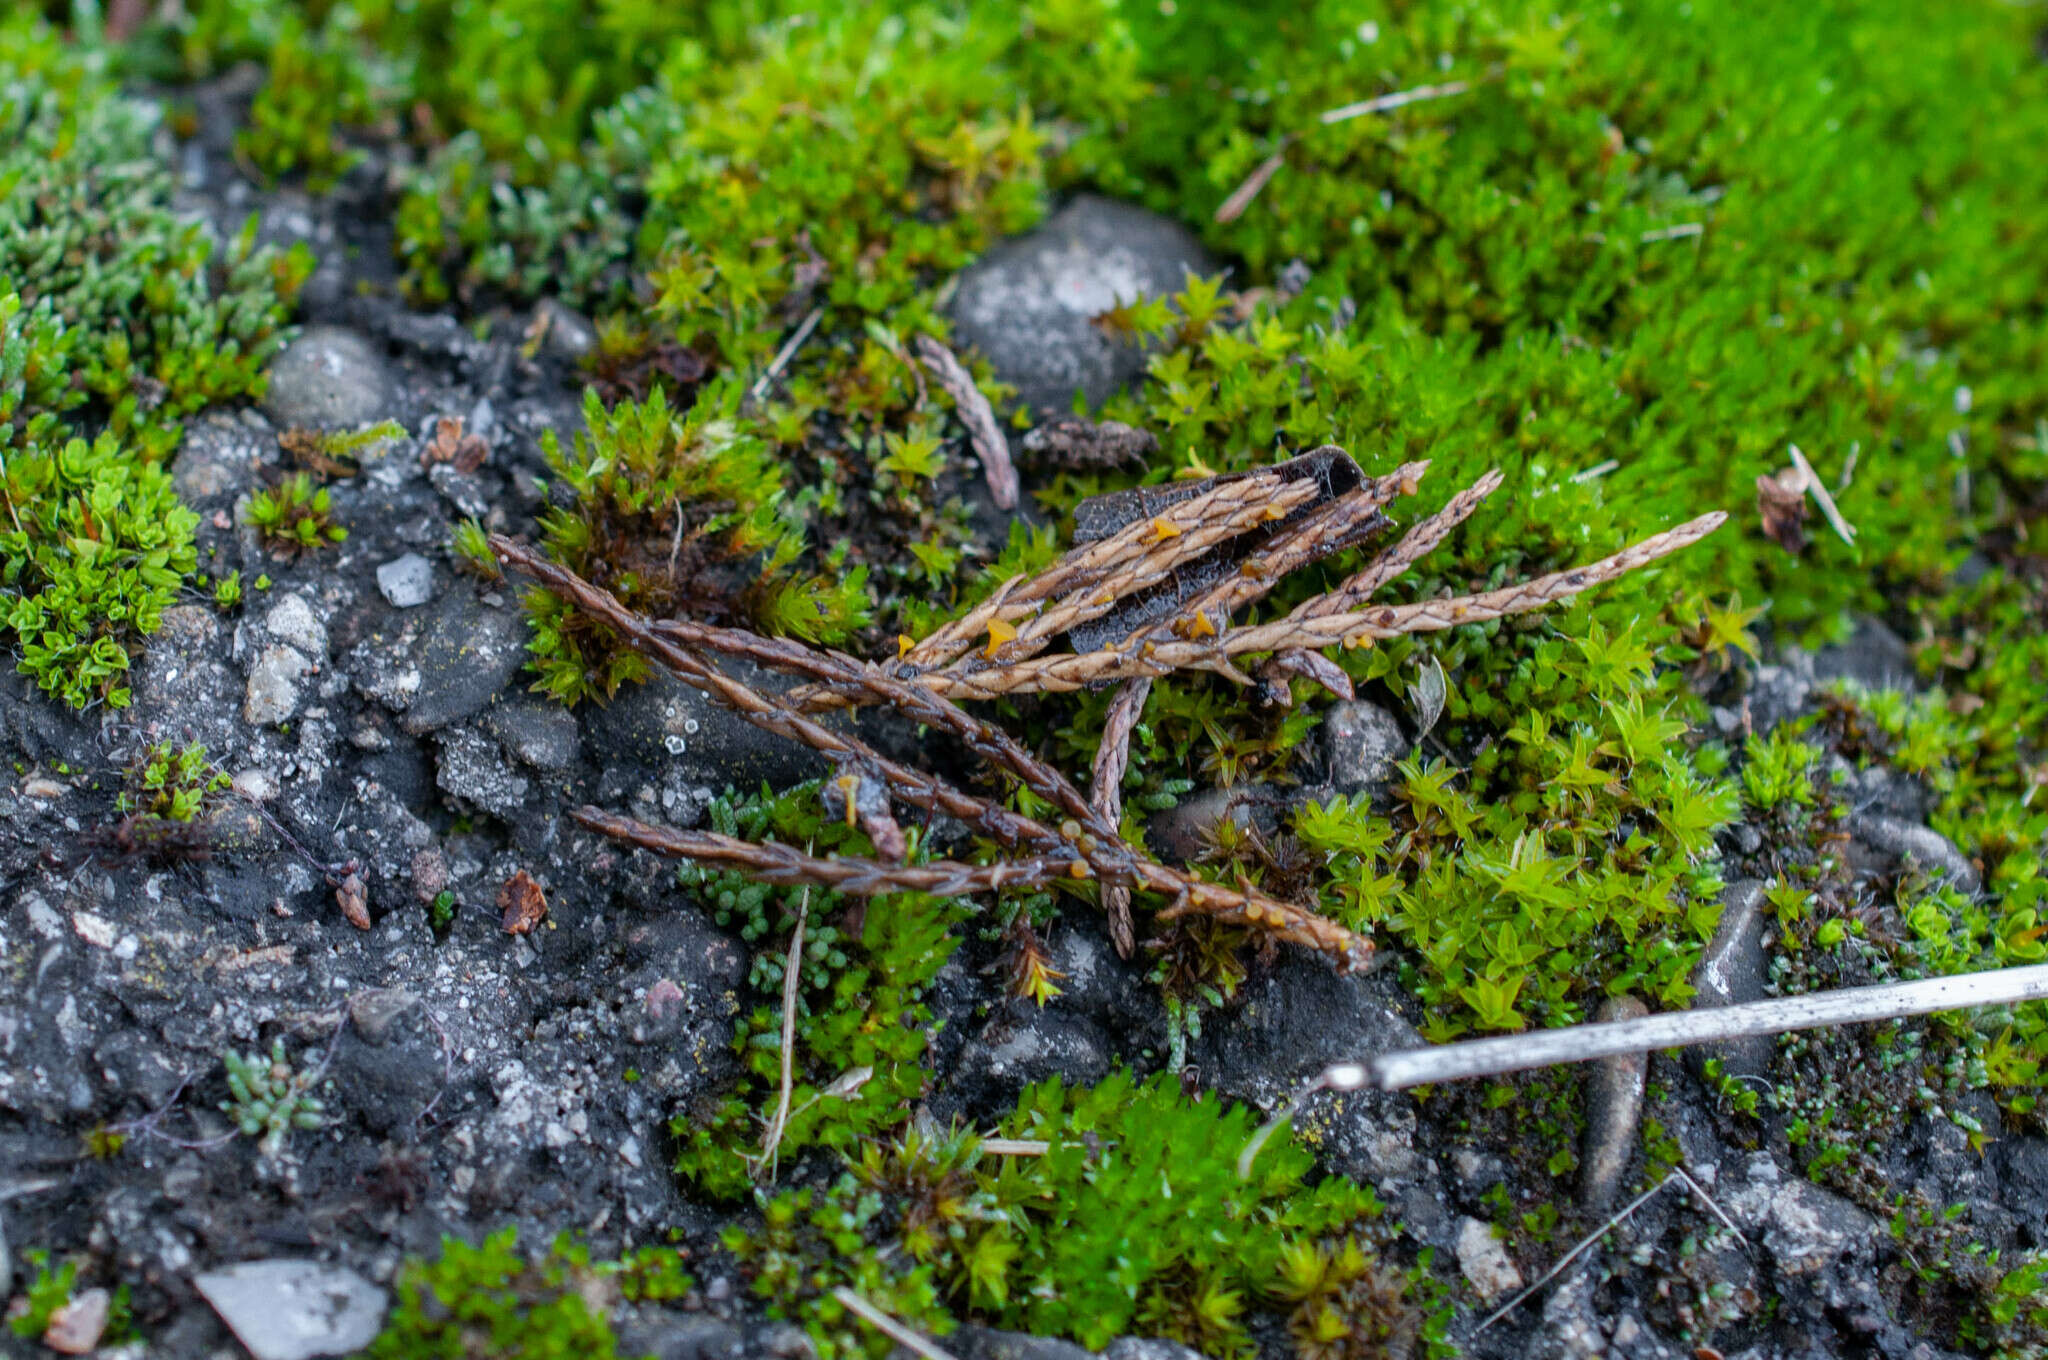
[498,869,547,934]
[1755,463,1810,555]
[420,416,489,474]
[337,872,371,930]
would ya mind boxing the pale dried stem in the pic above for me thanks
[916,335,1018,510]
[1090,676,1151,958]
[1291,468,1503,619]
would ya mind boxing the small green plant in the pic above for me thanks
[213,569,244,610]
[733,1071,1390,1360]
[2,431,198,708]
[7,1250,78,1339]
[245,473,348,555]
[220,1036,328,1155]
[236,12,378,190]
[118,740,229,823]
[428,888,457,936]
[451,517,502,580]
[370,1229,638,1359]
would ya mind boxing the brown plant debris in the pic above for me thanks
[1021,414,1160,471]
[279,426,360,479]
[419,415,489,474]
[497,869,548,935]
[337,872,371,931]
[914,334,1019,509]
[490,534,1371,967]
[489,450,1720,970]
[806,451,1721,708]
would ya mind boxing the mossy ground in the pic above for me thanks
[4,0,2048,1355]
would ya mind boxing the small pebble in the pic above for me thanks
[376,554,435,609]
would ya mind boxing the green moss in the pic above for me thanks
[671,784,965,1199]
[1,431,198,708]
[734,1072,1412,1360]
[236,11,379,191]
[118,739,229,822]
[1,15,309,709]
[245,471,348,555]
[370,1230,645,1360]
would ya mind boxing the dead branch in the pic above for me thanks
[494,449,1721,972]
[496,539,1371,966]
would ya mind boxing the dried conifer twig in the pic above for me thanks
[1090,676,1151,958]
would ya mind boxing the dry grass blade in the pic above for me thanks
[916,334,1018,510]
[1090,676,1151,958]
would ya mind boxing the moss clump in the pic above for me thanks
[118,740,229,823]
[1,15,309,709]
[733,1072,1424,1360]
[671,784,964,1199]
[244,471,348,556]
[370,1230,675,1360]
[523,385,871,706]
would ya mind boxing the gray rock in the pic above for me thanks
[346,989,421,1046]
[244,644,314,727]
[535,298,598,362]
[435,727,532,818]
[484,697,581,771]
[586,667,828,791]
[397,590,530,735]
[946,195,1217,415]
[620,1317,748,1360]
[263,594,329,659]
[1320,699,1409,795]
[1688,879,1774,1084]
[193,1259,387,1360]
[1579,995,1650,1212]
[132,605,245,751]
[1144,783,1291,863]
[1722,1154,1876,1277]
[173,411,271,505]
[262,327,396,430]
[1454,1215,1523,1301]
[375,553,435,609]
[1812,614,1916,693]
[950,1326,1094,1360]
[1849,813,1980,893]
[1102,1340,1208,1360]
[951,1008,1113,1104]
[1534,1265,1607,1360]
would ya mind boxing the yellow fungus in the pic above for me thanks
[982,617,1018,658]
[833,774,861,827]
[896,634,915,658]
[1148,516,1181,543]
[1185,612,1217,639]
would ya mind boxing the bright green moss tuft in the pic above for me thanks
[1,431,198,709]
[2,15,309,709]
[371,1229,630,1360]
